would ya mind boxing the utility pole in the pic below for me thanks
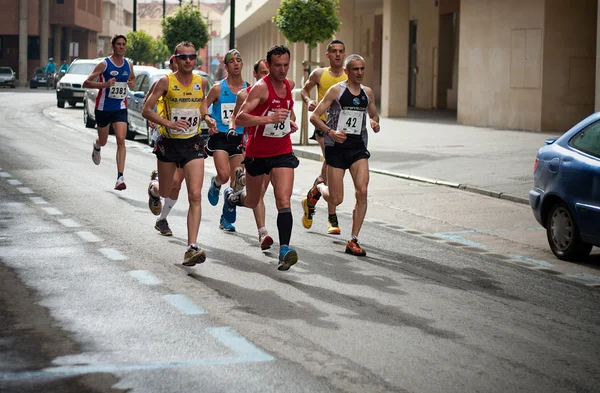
[163,0,166,18]
[133,0,137,31]
[229,0,235,49]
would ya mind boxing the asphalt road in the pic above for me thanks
[1,90,599,393]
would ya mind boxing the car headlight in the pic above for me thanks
[58,82,71,88]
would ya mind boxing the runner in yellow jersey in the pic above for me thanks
[142,41,216,266]
[300,39,347,235]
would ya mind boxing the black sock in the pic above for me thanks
[118,172,123,179]
[328,214,337,222]
[277,208,293,246]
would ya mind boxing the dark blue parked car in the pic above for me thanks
[529,112,600,261]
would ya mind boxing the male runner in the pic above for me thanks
[142,41,216,266]
[228,59,273,250]
[300,40,347,234]
[308,54,380,257]
[146,56,184,237]
[223,45,299,271]
[205,49,249,232]
[83,34,136,190]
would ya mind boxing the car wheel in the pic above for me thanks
[10,85,15,89]
[68,100,77,107]
[30,84,36,89]
[83,103,96,128]
[57,99,65,108]
[125,123,136,140]
[546,201,593,261]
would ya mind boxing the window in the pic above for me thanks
[139,75,150,93]
[28,37,40,60]
[133,74,146,92]
[0,37,3,59]
[571,121,600,159]
[56,0,64,4]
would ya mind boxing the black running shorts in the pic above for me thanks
[309,128,325,141]
[324,146,370,170]
[206,132,242,157]
[95,109,128,128]
[242,152,299,177]
[154,134,206,168]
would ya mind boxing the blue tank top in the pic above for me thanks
[211,79,248,134]
[95,57,131,111]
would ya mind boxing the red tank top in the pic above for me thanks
[245,76,294,158]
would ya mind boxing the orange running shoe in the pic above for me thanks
[345,238,366,256]
[327,214,341,235]
[307,176,325,207]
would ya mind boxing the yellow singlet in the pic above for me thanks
[161,73,205,139]
[317,68,347,121]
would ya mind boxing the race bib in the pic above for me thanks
[170,108,200,136]
[263,111,291,138]
[108,82,128,99]
[220,103,235,126]
[338,109,365,135]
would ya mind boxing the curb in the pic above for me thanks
[293,147,529,206]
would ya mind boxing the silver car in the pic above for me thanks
[0,66,17,88]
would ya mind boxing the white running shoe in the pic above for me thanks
[233,167,245,192]
[114,176,126,191]
[259,232,273,250]
[92,142,101,165]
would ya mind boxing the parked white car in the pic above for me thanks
[56,58,101,108]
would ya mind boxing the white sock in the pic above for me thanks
[258,227,268,236]
[149,180,160,197]
[317,183,327,194]
[159,197,177,220]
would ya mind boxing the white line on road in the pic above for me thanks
[29,196,48,204]
[98,248,128,261]
[163,294,206,315]
[17,187,33,194]
[58,218,81,228]
[7,179,22,185]
[76,231,102,243]
[42,207,63,215]
[129,270,163,286]
[0,172,11,177]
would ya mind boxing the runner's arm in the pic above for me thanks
[288,79,297,122]
[141,76,187,131]
[82,62,110,89]
[301,68,322,111]
[236,82,289,127]
[365,86,380,133]
[127,60,136,89]
[229,89,248,130]
[201,77,216,129]
[205,83,220,108]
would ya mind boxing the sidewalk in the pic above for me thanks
[290,102,563,204]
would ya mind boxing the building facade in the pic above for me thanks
[221,0,599,132]
[98,0,134,58]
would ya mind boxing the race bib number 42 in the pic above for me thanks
[263,111,291,138]
[108,82,128,99]
[170,108,200,135]
[338,109,365,135]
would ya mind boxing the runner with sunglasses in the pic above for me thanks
[142,41,216,266]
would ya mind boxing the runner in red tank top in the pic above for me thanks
[222,45,300,271]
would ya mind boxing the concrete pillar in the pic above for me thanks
[40,0,49,64]
[53,25,62,63]
[64,27,72,62]
[596,0,600,111]
[335,0,354,55]
[381,0,409,117]
[19,0,28,87]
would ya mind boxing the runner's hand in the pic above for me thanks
[208,126,219,135]
[371,119,380,133]
[105,78,116,88]
[148,121,156,128]
[270,108,288,124]
[307,100,317,111]
[330,130,347,143]
[290,121,298,133]
[127,77,136,89]
[170,119,190,132]
[205,116,217,129]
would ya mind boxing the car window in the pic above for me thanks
[139,75,150,93]
[67,62,98,75]
[570,120,600,159]
[133,74,146,92]
[0,67,12,74]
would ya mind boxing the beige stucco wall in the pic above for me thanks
[458,0,545,130]
[409,0,439,109]
[541,0,597,131]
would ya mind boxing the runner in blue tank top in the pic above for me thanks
[204,49,248,232]
[83,34,136,191]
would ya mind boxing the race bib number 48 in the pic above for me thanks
[338,109,365,135]
[108,82,128,99]
[263,111,291,138]
[170,108,200,135]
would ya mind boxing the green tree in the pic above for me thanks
[125,30,156,64]
[152,39,171,65]
[161,5,209,53]
[273,0,340,66]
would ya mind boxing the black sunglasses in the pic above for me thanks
[174,54,197,61]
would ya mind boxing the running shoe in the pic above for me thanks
[92,142,101,165]
[277,245,298,271]
[148,170,161,216]
[301,197,316,229]
[183,246,206,266]
[208,176,220,206]
[219,215,236,232]
[259,232,273,250]
[327,214,341,235]
[345,238,366,256]
[233,167,245,193]
[114,176,126,191]
[154,218,173,236]
[222,188,237,224]
[307,176,325,207]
